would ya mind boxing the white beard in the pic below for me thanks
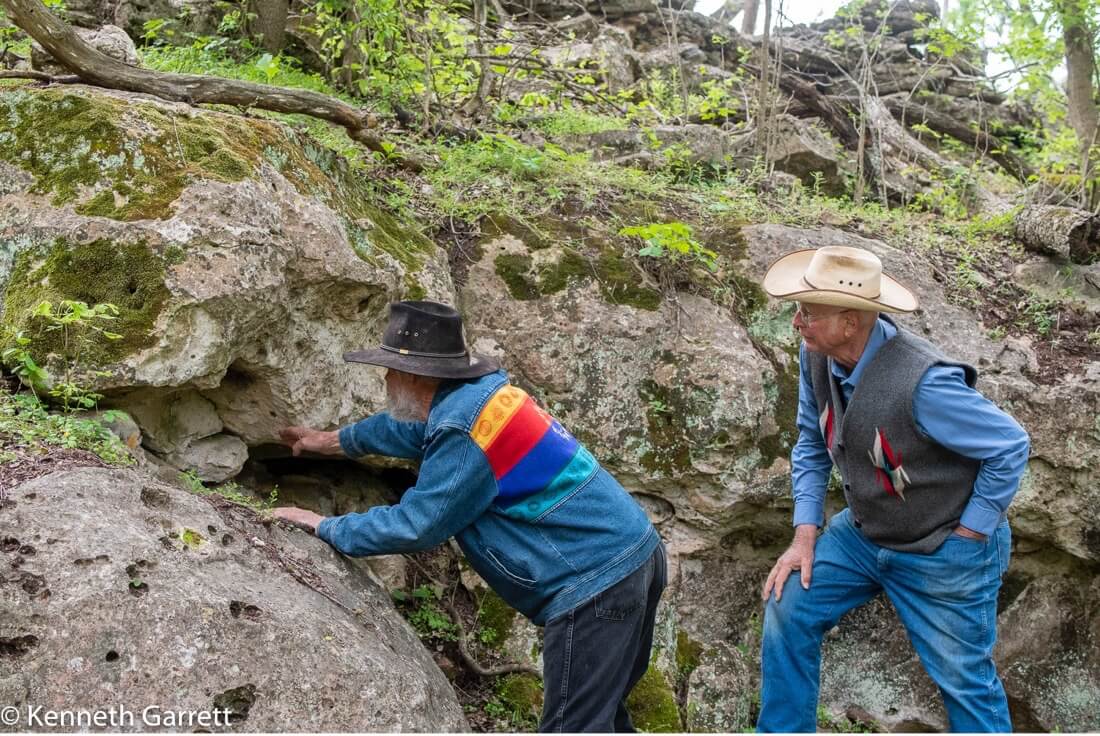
[387,385,427,422]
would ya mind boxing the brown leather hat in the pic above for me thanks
[343,301,499,379]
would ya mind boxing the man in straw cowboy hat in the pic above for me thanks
[756,246,1029,732]
[271,300,666,732]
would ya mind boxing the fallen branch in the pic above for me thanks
[884,94,1037,184]
[441,597,541,678]
[0,0,425,172]
[866,95,1009,215]
[0,69,80,83]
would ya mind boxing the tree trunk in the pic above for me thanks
[753,0,772,159]
[741,0,759,34]
[711,0,745,25]
[0,0,424,171]
[1015,204,1100,263]
[1058,0,1099,208]
[463,0,493,117]
[247,0,289,54]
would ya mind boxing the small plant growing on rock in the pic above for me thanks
[3,300,123,412]
[619,221,718,273]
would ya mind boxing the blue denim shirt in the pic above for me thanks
[316,370,659,625]
[791,318,1031,535]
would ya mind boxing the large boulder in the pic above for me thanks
[30,24,139,75]
[0,85,452,475]
[0,466,467,731]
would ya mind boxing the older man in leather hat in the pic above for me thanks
[756,247,1030,732]
[272,300,665,732]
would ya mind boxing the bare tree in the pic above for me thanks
[753,0,773,159]
[1057,0,1099,208]
[741,0,760,34]
[246,0,289,53]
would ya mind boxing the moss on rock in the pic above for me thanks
[0,88,262,221]
[496,673,543,726]
[0,88,437,290]
[676,629,704,678]
[595,249,661,311]
[626,664,682,732]
[475,589,518,649]
[1,237,171,365]
[638,369,719,475]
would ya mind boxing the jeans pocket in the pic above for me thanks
[594,565,646,621]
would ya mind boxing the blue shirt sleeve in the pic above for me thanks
[913,365,1030,536]
[338,413,428,459]
[316,428,497,556]
[791,343,833,527]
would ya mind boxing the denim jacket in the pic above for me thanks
[316,369,659,625]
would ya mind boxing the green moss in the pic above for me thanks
[0,88,269,221]
[595,249,661,311]
[676,629,703,678]
[626,664,682,732]
[496,673,542,726]
[755,353,801,466]
[346,208,436,281]
[1,238,171,365]
[638,369,719,475]
[729,272,769,322]
[539,250,591,294]
[494,248,595,301]
[494,254,539,300]
[163,245,187,265]
[476,589,518,649]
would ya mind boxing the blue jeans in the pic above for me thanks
[540,542,667,732]
[758,508,1012,733]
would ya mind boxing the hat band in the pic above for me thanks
[380,344,469,359]
[801,274,881,299]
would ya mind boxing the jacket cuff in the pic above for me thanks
[315,516,338,546]
[338,425,363,458]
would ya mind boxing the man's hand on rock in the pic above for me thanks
[762,524,818,602]
[279,426,342,456]
[271,507,325,534]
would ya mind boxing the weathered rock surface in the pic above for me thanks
[0,85,451,475]
[0,467,467,731]
[30,24,139,75]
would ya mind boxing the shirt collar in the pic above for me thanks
[829,316,897,387]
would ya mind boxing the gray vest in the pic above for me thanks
[808,322,981,553]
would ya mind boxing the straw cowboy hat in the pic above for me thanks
[344,300,500,379]
[762,245,918,313]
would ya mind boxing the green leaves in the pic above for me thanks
[254,53,282,84]
[619,221,719,272]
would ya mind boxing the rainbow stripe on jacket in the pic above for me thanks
[470,384,598,522]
